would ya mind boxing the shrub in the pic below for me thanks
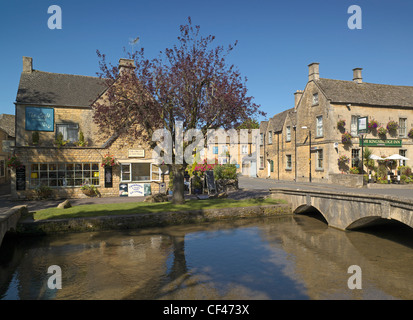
[214,164,237,180]
[35,185,52,199]
[349,167,359,174]
[55,132,68,148]
[76,131,88,147]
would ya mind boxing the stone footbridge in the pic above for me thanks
[270,187,413,231]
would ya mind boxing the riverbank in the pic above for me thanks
[15,201,292,235]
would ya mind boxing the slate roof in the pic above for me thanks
[15,71,109,107]
[0,114,15,137]
[268,108,294,133]
[316,78,413,108]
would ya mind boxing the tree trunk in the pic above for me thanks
[171,164,185,204]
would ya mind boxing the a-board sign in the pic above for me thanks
[16,166,26,191]
[205,170,216,194]
[119,183,128,197]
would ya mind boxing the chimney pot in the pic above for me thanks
[353,68,363,83]
[23,56,33,73]
[308,62,320,81]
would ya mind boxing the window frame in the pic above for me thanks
[286,126,291,142]
[399,118,407,137]
[312,93,319,106]
[120,162,161,182]
[268,131,273,144]
[316,115,323,137]
[316,149,324,170]
[0,159,5,177]
[286,155,292,170]
[56,122,79,142]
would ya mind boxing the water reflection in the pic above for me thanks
[0,215,412,300]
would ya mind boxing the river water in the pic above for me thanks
[0,214,412,300]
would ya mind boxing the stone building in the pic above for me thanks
[0,114,15,184]
[12,57,166,199]
[260,63,413,183]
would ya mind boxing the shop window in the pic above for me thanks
[120,163,161,182]
[30,162,99,188]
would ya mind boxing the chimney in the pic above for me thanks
[23,56,33,73]
[118,58,136,74]
[353,68,363,83]
[294,90,303,108]
[308,62,319,81]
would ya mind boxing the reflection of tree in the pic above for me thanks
[168,235,188,281]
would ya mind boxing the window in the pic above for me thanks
[286,155,292,170]
[351,115,358,137]
[316,149,323,170]
[0,159,4,177]
[316,116,323,137]
[312,93,319,105]
[268,131,273,144]
[56,123,79,142]
[351,149,360,168]
[30,163,99,188]
[120,163,160,182]
[399,118,407,137]
[270,160,274,172]
[260,156,264,169]
[400,149,407,166]
[286,126,291,142]
[260,133,264,146]
[242,145,248,154]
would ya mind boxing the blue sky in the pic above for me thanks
[1,0,413,121]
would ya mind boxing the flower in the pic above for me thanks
[386,120,398,132]
[341,132,352,144]
[338,155,350,164]
[101,154,117,167]
[368,119,378,130]
[377,126,387,136]
[408,128,413,139]
[6,156,22,169]
[337,119,346,128]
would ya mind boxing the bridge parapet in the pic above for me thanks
[0,205,28,247]
[270,188,413,231]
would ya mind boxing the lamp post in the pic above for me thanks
[301,126,312,183]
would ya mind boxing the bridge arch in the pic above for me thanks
[293,204,329,225]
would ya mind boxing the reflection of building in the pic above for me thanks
[259,63,413,182]
[13,57,165,199]
[0,114,15,184]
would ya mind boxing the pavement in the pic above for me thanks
[0,176,412,213]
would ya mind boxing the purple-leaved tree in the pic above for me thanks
[93,17,265,204]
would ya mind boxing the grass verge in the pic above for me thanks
[33,198,286,221]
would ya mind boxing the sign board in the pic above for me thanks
[128,149,145,158]
[119,183,128,197]
[25,106,54,131]
[2,140,15,153]
[360,139,402,147]
[16,166,26,191]
[128,183,152,197]
[104,166,112,188]
[357,116,368,134]
[205,170,216,194]
[128,183,145,197]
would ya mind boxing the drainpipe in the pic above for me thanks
[294,126,297,181]
[277,133,280,180]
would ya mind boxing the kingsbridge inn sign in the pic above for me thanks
[359,138,402,147]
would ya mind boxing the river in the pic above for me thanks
[0,214,412,300]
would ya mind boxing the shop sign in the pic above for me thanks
[25,106,54,131]
[360,139,402,147]
[128,149,145,158]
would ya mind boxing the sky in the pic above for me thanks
[1,0,413,121]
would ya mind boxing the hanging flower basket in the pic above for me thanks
[408,128,413,139]
[368,119,378,131]
[6,156,23,170]
[341,132,352,144]
[337,155,350,165]
[337,119,346,129]
[386,120,398,132]
[101,154,117,168]
[377,126,387,136]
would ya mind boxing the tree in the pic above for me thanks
[93,17,265,203]
[237,118,260,129]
